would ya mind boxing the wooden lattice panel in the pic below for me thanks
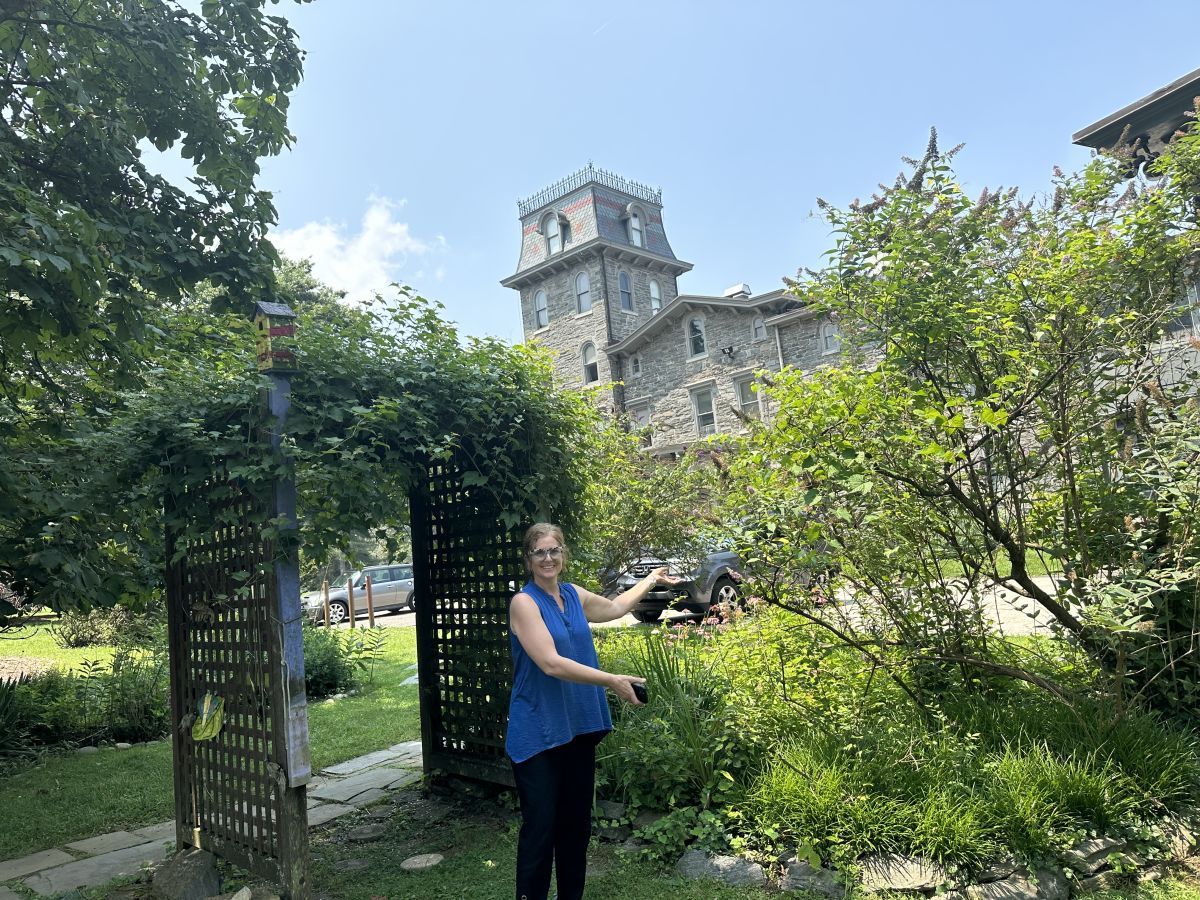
[411,457,527,787]
[165,468,307,892]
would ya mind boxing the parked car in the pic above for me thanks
[614,549,742,623]
[302,564,415,624]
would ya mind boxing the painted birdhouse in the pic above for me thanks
[253,301,299,372]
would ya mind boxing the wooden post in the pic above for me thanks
[322,580,330,628]
[365,575,375,627]
[346,580,355,627]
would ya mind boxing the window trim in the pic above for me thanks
[618,270,633,312]
[541,212,562,255]
[629,352,641,376]
[627,402,652,446]
[735,376,761,421]
[686,314,708,359]
[581,341,599,384]
[751,315,767,342]
[821,321,841,355]
[626,206,645,247]
[575,270,592,313]
[691,386,717,437]
[649,279,662,315]
[533,289,549,329]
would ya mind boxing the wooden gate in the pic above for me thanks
[410,455,527,788]
[164,353,310,897]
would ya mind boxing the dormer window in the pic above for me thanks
[649,279,662,314]
[687,316,707,358]
[619,272,633,311]
[628,210,644,247]
[542,212,565,254]
[576,271,591,313]
[582,342,599,384]
[534,290,548,329]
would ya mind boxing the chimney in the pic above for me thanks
[722,283,751,299]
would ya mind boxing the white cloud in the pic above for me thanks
[273,196,443,304]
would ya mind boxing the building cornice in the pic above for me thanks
[606,288,793,355]
[500,237,693,290]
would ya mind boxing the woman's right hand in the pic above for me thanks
[609,673,647,705]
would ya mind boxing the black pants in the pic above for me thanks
[511,734,599,900]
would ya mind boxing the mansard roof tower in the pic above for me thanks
[501,164,693,409]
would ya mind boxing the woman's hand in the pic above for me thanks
[609,673,647,705]
[647,566,684,586]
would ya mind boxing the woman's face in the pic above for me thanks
[528,533,565,580]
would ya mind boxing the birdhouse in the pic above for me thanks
[253,301,299,373]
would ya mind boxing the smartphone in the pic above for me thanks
[632,682,648,704]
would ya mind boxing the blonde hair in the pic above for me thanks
[523,522,568,571]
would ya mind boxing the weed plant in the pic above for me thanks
[302,622,385,699]
[596,605,1200,871]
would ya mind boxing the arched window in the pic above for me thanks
[581,343,599,384]
[752,316,766,341]
[687,316,706,357]
[821,322,841,354]
[630,353,641,376]
[575,271,591,313]
[542,212,562,254]
[619,272,633,311]
[649,279,661,314]
[533,290,548,328]
[628,210,644,247]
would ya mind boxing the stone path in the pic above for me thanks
[0,739,424,898]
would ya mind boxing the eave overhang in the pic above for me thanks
[606,288,792,355]
[1073,67,1200,155]
[500,238,693,290]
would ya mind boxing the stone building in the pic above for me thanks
[501,164,843,452]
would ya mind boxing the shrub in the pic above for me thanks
[303,623,384,699]
[51,603,164,649]
[0,674,31,758]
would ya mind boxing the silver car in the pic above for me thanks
[302,564,415,624]
[614,550,741,623]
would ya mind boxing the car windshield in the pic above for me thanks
[348,570,364,588]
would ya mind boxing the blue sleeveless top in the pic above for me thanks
[506,580,612,764]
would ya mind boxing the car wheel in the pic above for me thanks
[631,609,661,624]
[710,576,740,609]
[406,592,416,612]
[327,600,349,625]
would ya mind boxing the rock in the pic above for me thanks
[346,823,387,842]
[966,875,1038,900]
[978,857,1019,883]
[367,806,394,820]
[619,837,646,854]
[674,850,767,888]
[152,848,220,900]
[116,742,133,751]
[780,859,845,897]
[1162,817,1195,860]
[859,854,948,893]
[400,853,444,872]
[1078,871,1124,894]
[77,746,99,755]
[333,858,370,873]
[596,800,626,820]
[596,825,631,842]
[633,810,665,829]
[1139,862,1170,883]
[1063,837,1126,874]
[1033,867,1070,900]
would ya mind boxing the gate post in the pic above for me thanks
[256,301,311,898]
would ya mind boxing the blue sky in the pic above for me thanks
[240,1,1200,343]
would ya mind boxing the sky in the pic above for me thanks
[214,1,1200,344]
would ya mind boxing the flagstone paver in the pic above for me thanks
[307,803,355,827]
[321,748,401,776]
[0,848,75,882]
[131,821,176,842]
[65,830,148,855]
[0,885,23,900]
[22,841,169,896]
[308,766,413,804]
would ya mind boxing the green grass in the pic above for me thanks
[0,619,118,670]
[0,625,420,860]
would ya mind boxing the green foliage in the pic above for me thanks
[0,674,32,758]
[722,124,1200,716]
[302,623,385,699]
[51,603,164,649]
[9,649,169,748]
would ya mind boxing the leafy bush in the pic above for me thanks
[0,674,31,758]
[9,649,170,748]
[303,623,384,699]
[52,603,164,649]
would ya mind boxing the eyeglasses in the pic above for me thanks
[529,546,564,561]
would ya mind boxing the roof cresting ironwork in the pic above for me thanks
[517,162,662,217]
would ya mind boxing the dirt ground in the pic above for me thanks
[0,655,54,681]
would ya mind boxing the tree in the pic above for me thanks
[0,0,308,405]
[725,127,1200,716]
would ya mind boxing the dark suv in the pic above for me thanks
[302,564,415,624]
[614,549,741,623]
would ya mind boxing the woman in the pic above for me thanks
[507,522,681,900]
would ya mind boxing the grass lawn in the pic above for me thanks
[0,625,420,861]
[0,618,118,671]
